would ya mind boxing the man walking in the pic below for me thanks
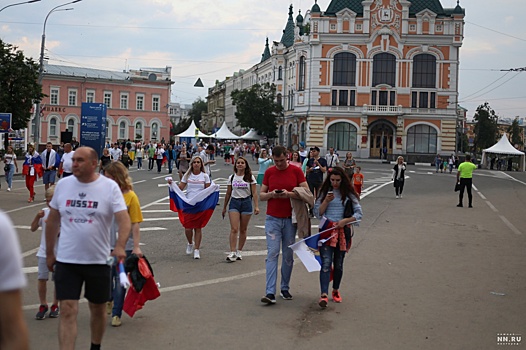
[260,146,309,304]
[45,147,131,350]
[325,147,340,168]
[58,143,74,178]
[456,154,477,208]
[109,143,122,163]
[41,142,60,191]
[306,146,327,201]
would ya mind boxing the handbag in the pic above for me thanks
[454,182,461,192]
[4,164,10,173]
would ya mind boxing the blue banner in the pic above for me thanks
[80,103,106,158]
[0,113,12,133]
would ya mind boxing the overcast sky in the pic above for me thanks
[1,0,525,119]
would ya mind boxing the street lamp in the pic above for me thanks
[0,0,41,13]
[33,0,82,145]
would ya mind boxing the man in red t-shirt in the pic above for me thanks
[259,146,308,304]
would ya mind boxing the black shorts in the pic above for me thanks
[54,262,111,304]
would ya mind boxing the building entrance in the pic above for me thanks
[369,122,394,159]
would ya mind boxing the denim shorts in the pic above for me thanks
[42,170,56,184]
[229,197,253,215]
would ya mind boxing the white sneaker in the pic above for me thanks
[7,187,11,192]
[186,243,194,255]
[396,195,399,199]
[226,252,236,262]
[400,194,403,198]
[236,250,243,261]
[194,249,200,259]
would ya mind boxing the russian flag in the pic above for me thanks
[168,181,220,229]
[22,154,43,178]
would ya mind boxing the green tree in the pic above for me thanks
[172,117,192,136]
[0,39,43,131]
[231,83,282,138]
[507,117,523,148]
[473,102,499,154]
[188,97,207,127]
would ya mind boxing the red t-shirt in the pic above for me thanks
[263,165,306,218]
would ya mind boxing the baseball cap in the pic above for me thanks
[310,146,320,152]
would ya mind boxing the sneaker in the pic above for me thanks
[396,195,399,199]
[280,290,293,300]
[457,204,463,207]
[194,249,200,259]
[106,301,113,315]
[111,315,122,327]
[49,304,60,318]
[7,187,11,192]
[468,205,473,208]
[319,296,328,308]
[236,250,242,261]
[35,304,48,320]
[399,194,403,199]
[226,252,236,262]
[261,294,276,304]
[332,291,342,303]
[186,243,194,255]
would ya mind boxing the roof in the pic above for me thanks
[213,122,240,140]
[280,4,295,48]
[175,120,211,138]
[240,128,265,140]
[483,133,525,156]
[324,0,464,17]
[44,63,129,81]
[325,0,364,16]
[261,38,271,62]
[311,0,321,13]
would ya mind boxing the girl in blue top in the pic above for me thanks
[314,167,363,308]
[256,148,273,185]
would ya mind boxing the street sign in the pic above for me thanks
[0,113,12,133]
[80,103,107,158]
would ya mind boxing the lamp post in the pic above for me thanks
[0,0,41,13]
[33,0,81,145]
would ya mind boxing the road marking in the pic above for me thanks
[22,266,38,274]
[14,225,34,230]
[224,250,267,256]
[4,202,46,214]
[152,175,167,179]
[246,236,266,240]
[140,196,169,210]
[472,184,478,191]
[141,227,168,231]
[142,217,179,221]
[132,180,146,185]
[157,183,169,187]
[500,172,526,186]
[477,192,487,200]
[141,210,173,213]
[486,201,498,213]
[21,247,39,258]
[499,215,522,235]
[361,180,394,199]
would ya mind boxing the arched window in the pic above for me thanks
[67,119,75,133]
[49,117,58,137]
[278,66,283,80]
[119,121,126,139]
[413,54,436,88]
[287,124,292,147]
[298,56,306,91]
[277,93,282,106]
[327,122,357,151]
[151,122,158,141]
[135,121,143,140]
[406,124,437,153]
[300,122,306,144]
[373,53,396,86]
[333,52,356,86]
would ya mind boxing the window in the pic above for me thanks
[371,90,396,106]
[277,93,282,106]
[300,122,306,144]
[356,24,362,31]
[278,66,283,80]
[68,89,77,106]
[333,52,356,86]
[327,122,357,151]
[135,121,143,140]
[373,53,396,86]
[50,88,59,105]
[49,117,58,137]
[136,94,144,110]
[298,56,306,91]
[106,120,112,141]
[436,24,443,32]
[411,91,436,109]
[119,121,126,139]
[287,124,292,147]
[120,93,128,109]
[151,122,158,140]
[67,119,75,133]
[409,24,416,31]
[406,124,437,153]
[331,90,356,106]
[152,96,160,111]
[330,23,336,31]
[104,92,112,108]
[86,90,95,103]
[412,54,436,88]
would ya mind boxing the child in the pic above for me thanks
[30,185,59,320]
[352,166,364,197]
[442,159,448,173]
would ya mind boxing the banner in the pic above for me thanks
[0,113,12,133]
[80,103,106,158]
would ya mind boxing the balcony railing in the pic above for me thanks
[362,105,403,114]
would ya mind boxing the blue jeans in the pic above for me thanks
[111,251,132,318]
[5,163,15,188]
[319,245,346,295]
[168,159,173,173]
[264,215,296,295]
[136,157,142,169]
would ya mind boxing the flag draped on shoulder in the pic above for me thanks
[22,153,43,178]
[168,181,220,229]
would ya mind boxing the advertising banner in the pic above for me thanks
[80,103,106,158]
[0,113,12,133]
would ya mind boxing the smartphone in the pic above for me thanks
[328,191,333,195]
[275,189,284,193]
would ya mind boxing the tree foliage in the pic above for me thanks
[473,102,499,154]
[188,97,207,127]
[231,83,283,138]
[0,39,43,130]
[172,117,192,136]
[507,117,523,148]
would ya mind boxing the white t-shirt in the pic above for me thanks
[61,151,74,172]
[325,153,340,167]
[0,211,27,291]
[50,175,127,265]
[200,151,211,176]
[36,208,58,258]
[110,148,122,162]
[182,172,210,199]
[230,174,256,199]
[156,148,165,160]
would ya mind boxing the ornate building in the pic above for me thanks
[217,0,465,160]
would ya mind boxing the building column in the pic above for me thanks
[359,116,369,158]
[396,116,404,154]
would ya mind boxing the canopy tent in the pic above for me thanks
[240,128,265,141]
[175,120,211,138]
[481,133,525,171]
[212,122,240,140]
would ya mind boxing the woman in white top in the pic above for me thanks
[222,157,259,262]
[178,155,211,259]
[3,146,18,191]
[135,146,144,170]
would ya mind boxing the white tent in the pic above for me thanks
[175,120,211,138]
[212,122,240,140]
[481,133,525,171]
[240,128,264,140]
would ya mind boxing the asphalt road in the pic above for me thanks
[1,159,525,349]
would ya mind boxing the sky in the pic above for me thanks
[1,0,526,120]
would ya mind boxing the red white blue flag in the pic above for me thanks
[168,182,220,229]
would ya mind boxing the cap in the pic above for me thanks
[310,146,320,152]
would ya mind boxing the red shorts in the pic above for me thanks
[353,184,362,195]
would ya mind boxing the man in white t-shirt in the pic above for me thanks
[0,211,29,350]
[45,147,131,350]
[325,147,340,168]
[58,143,74,178]
[201,145,216,178]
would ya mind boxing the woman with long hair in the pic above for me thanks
[103,161,143,327]
[343,152,356,178]
[392,156,406,199]
[256,148,273,185]
[3,146,18,191]
[222,157,259,262]
[313,167,363,308]
[22,144,42,202]
[289,151,302,168]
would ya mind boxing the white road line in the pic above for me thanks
[4,202,46,213]
[22,266,38,274]
[486,201,498,213]
[14,225,35,230]
[140,196,169,209]
[246,236,266,240]
[141,227,168,231]
[224,250,267,256]
[499,215,522,235]
[132,180,146,185]
[152,175,167,179]
[157,183,169,187]
[21,248,39,258]
[142,217,179,221]
[477,192,487,200]
[472,184,478,191]
[141,210,173,213]
[361,180,394,199]
[500,172,526,186]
